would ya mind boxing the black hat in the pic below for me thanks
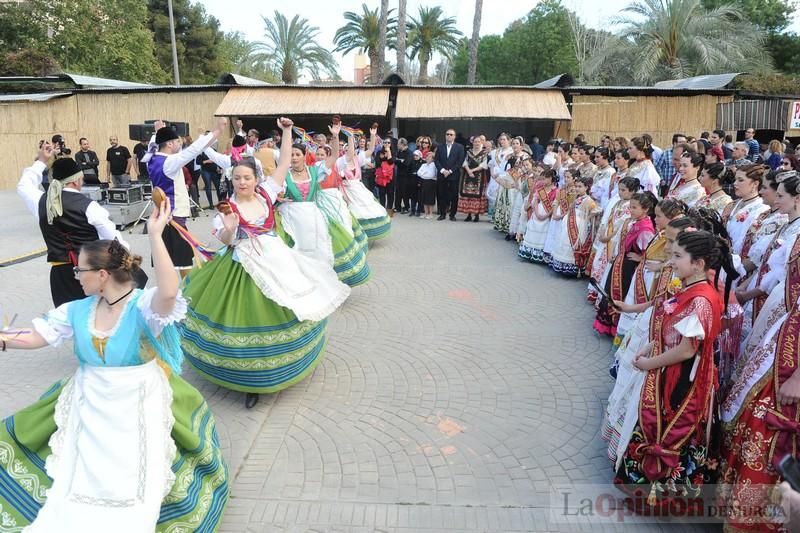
[51,158,82,181]
[232,135,246,148]
[155,127,179,145]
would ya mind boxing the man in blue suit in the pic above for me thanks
[434,128,466,220]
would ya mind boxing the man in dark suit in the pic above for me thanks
[434,128,465,220]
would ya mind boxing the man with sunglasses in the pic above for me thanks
[434,129,466,220]
[17,142,130,306]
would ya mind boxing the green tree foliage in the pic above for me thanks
[586,0,772,85]
[407,6,463,83]
[333,3,397,83]
[767,33,800,74]
[700,0,796,32]
[253,11,339,84]
[0,0,167,82]
[148,0,230,84]
[451,0,578,85]
[217,31,281,83]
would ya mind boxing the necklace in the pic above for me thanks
[104,287,133,307]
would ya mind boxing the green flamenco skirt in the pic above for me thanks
[274,212,371,288]
[179,249,328,394]
[359,214,391,243]
[0,376,229,532]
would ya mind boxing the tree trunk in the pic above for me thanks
[467,0,483,85]
[418,53,429,85]
[376,0,389,84]
[396,0,407,80]
[368,50,380,84]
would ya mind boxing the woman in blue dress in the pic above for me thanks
[0,201,228,532]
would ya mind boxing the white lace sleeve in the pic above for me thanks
[32,302,73,346]
[136,287,188,337]
[673,313,706,340]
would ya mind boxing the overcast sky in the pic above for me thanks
[201,0,800,82]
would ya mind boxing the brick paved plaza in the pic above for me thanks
[0,191,712,532]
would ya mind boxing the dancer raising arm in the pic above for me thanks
[0,201,229,532]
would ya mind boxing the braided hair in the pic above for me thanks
[777,170,800,196]
[80,239,143,284]
[619,176,641,193]
[703,162,735,188]
[631,191,658,226]
[675,229,739,307]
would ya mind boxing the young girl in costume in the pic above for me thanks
[518,168,558,263]
[0,201,228,531]
[549,175,600,277]
[543,167,577,264]
[593,191,657,336]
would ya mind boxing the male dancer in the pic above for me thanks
[17,142,130,306]
[144,118,228,275]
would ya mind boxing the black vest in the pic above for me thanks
[38,191,99,263]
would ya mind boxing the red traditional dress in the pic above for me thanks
[615,280,723,512]
[457,148,489,215]
[720,233,800,532]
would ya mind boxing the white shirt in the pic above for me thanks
[543,152,557,166]
[146,132,215,217]
[417,162,437,180]
[203,145,265,180]
[17,160,129,248]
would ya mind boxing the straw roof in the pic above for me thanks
[215,86,390,116]
[395,88,571,120]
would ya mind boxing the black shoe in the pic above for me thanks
[415,212,422,217]
[449,215,456,221]
[245,393,260,409]
[473,215,480,222]
[437,214,446,220]
[464,214,473,222]
[504,234,512,241]
[609,362,619,380]
[408,211,414,216]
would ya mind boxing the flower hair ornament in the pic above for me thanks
[776,170,797,183]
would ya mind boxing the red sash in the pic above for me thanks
[637,281,723,481]
[721,201,736,225]
[766,236,800,470]
[568,197,594,271]
[740,210,771,261]
[535,186,556,219]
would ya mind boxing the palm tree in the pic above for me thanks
[333,3,396,84]
[467,0,483,84]
[377,0,389,82]
[589,0,771,84]
[396,0,407,79]
[254,11,338,84]
[407,6,463,84]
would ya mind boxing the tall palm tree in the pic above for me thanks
[396,0,407,79]
[590,0,771,84]
[333,3,396,84]
[377,0,389,82]
[254,11,338,84]
[467,0,483,84]
[407,6,463,84]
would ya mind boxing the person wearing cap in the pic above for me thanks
[17,141,130,306]
[145,118,228,275]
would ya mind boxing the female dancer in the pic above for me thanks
[593,191,656,336]
[628,137,661,196]
[603,215,695,468]
[615,199,688,341]
[588,177,639,302]
[721,171,800,532]
[724,164,771,256]
[544,167,577,264]
[180,118,350,409]
[616,228,736,512]
[696,162,734,215]
[288,123,370,287]
[549,176,599,277]
[493,137,525,236]
[669,152,708,208]
[519,168,558,262]
[340,127,391,242]
[0,204,228,531]
[458,134,489,222]
[730,173,786,340]
[486,133,512,217]
[508,138,530,240]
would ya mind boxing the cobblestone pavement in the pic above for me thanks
[0,191,717,532]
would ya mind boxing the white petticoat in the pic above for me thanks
[26,360,175,533]
[341,179,387,220]
[235,233,350,322]
[319,188,354,236]
[278,201,334,266]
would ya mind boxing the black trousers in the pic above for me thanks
[50,263,86,307]
[377,182,395,209]
[436,178,459,217]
